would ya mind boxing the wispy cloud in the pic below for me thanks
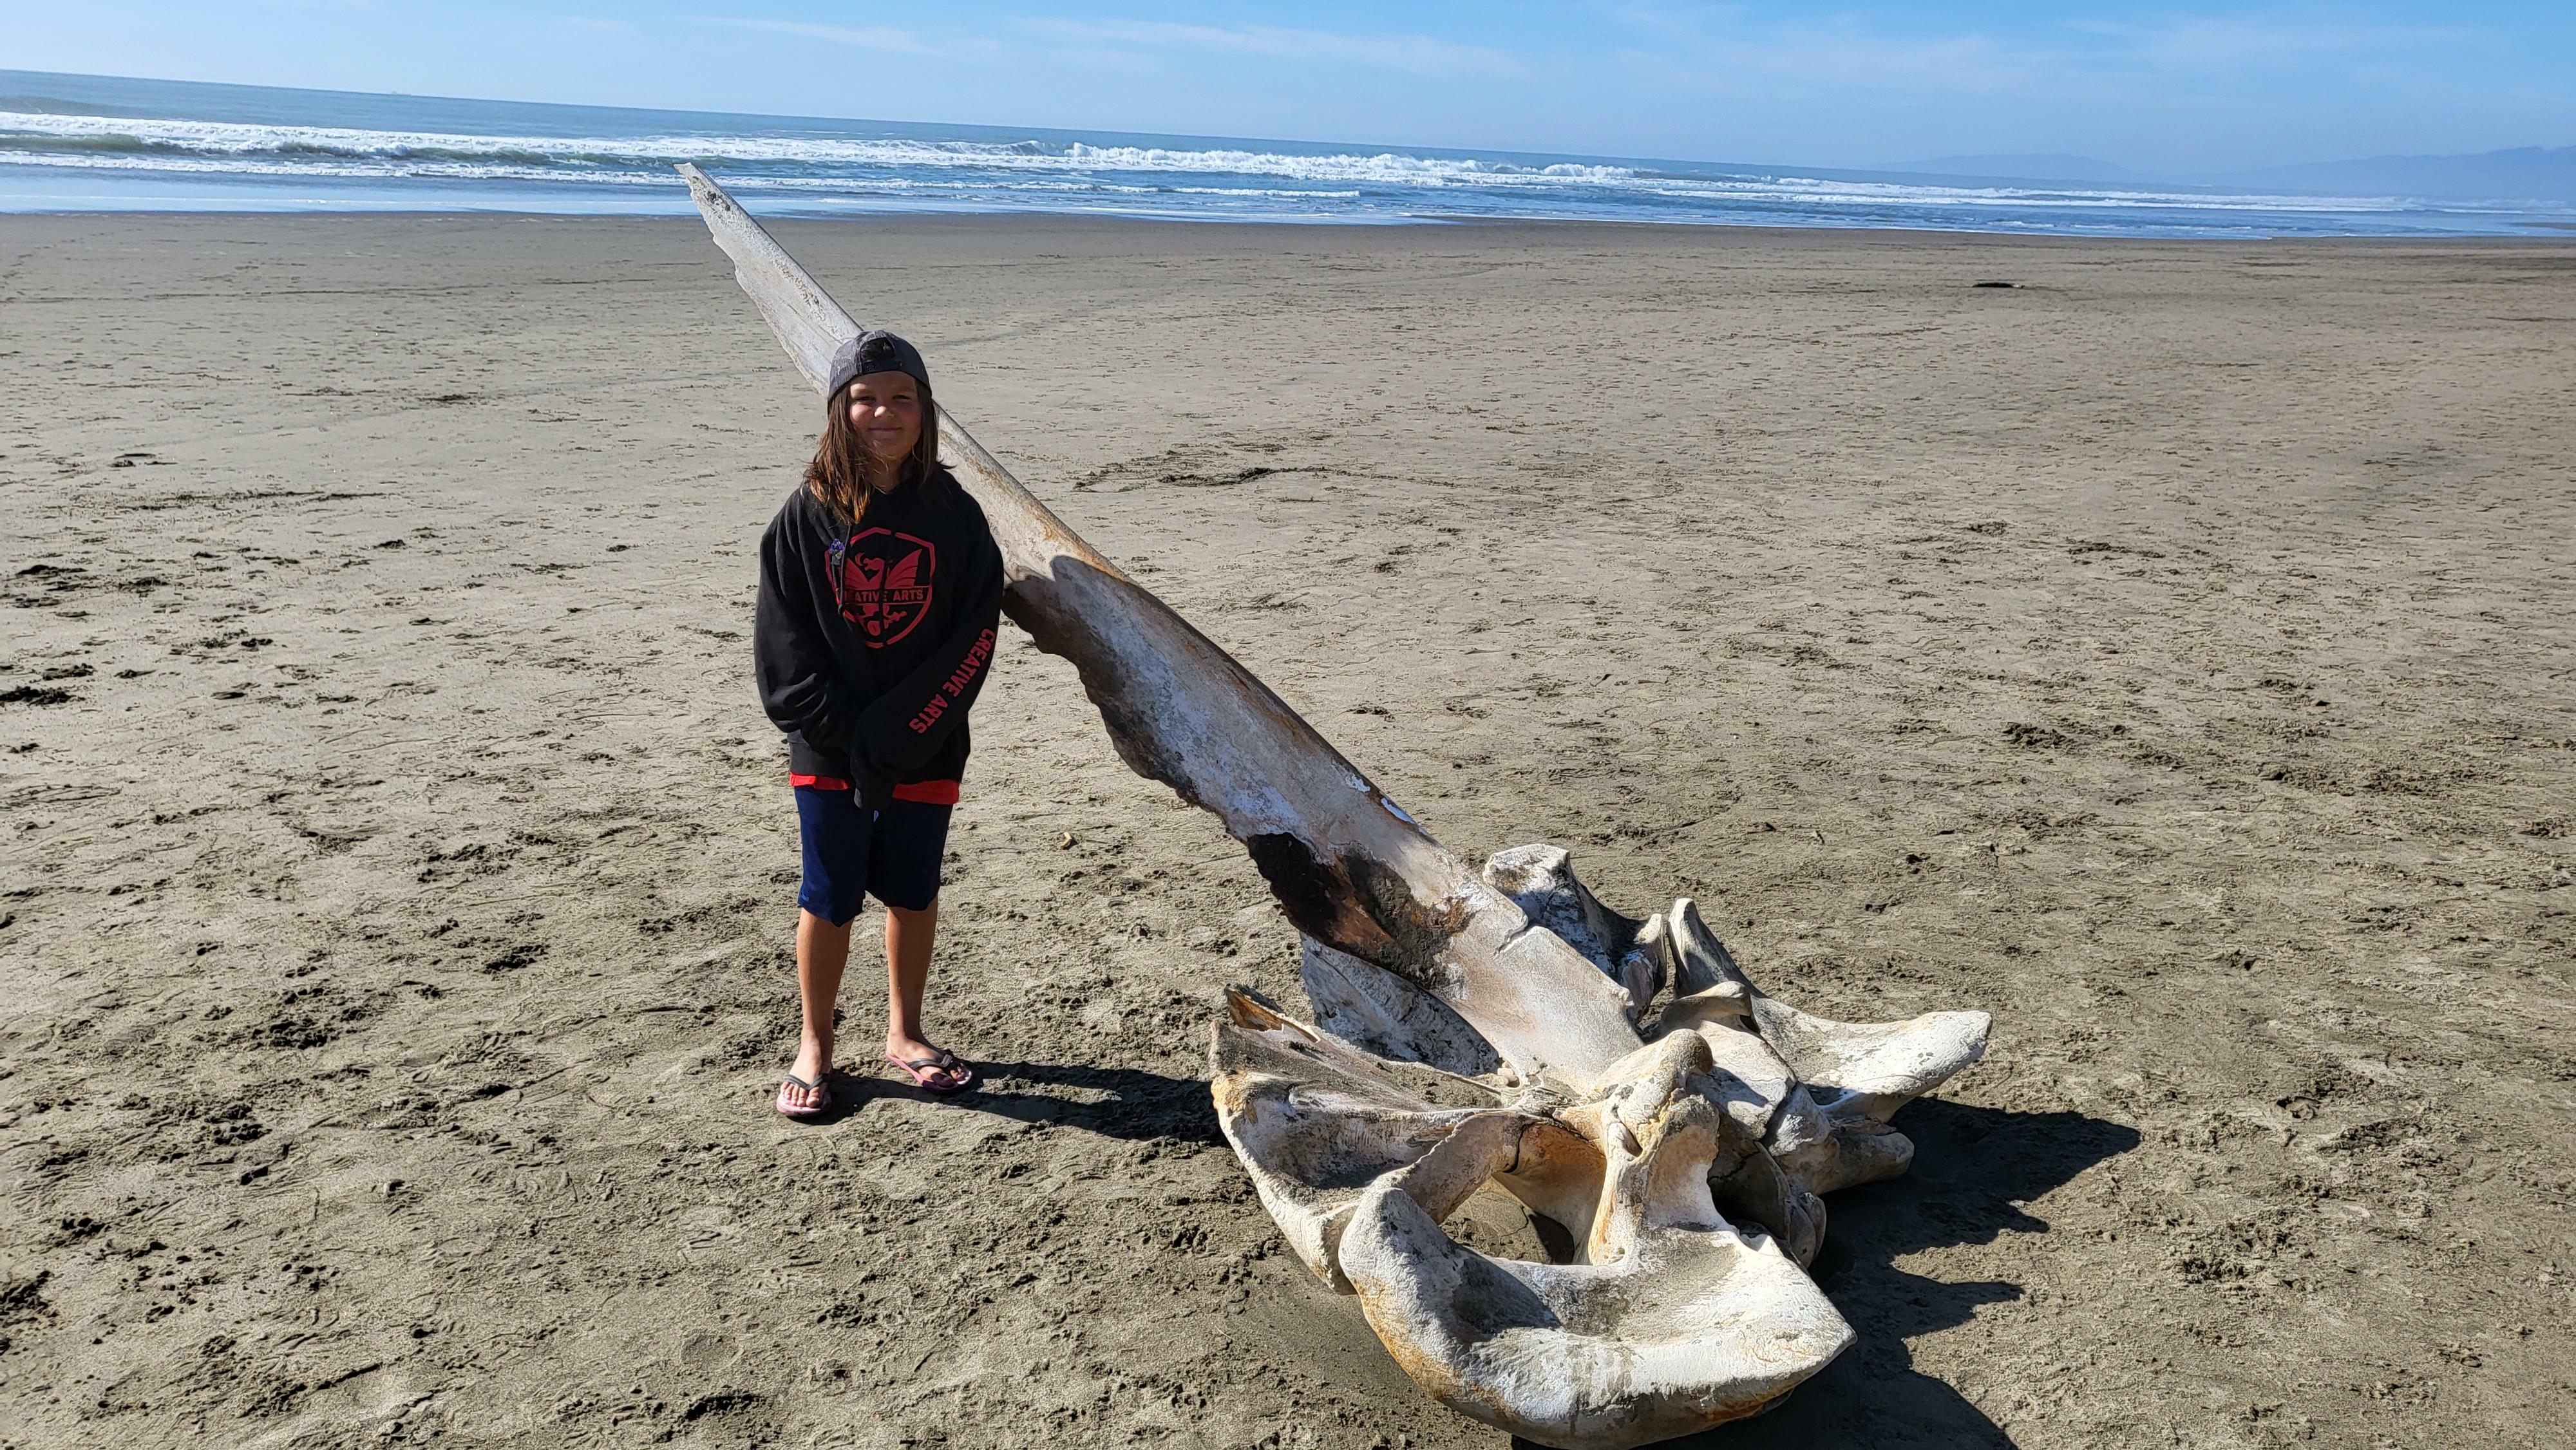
[2071,16,2467,70]
[1027,18,1522,79]
[698,17,942,57]
[1602,4,2069,95]
[1602,5,2476,99]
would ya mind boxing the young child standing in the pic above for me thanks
[753,330,1003,1117]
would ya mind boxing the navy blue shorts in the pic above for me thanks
[793,785,952,923]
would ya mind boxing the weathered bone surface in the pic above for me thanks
[1655,898,1993,1196]
[683,168,1993,1449]
[1482,846,1662,1017]
[1298,936,1501,1077]
[1338,1039,1854,1450]
[1215,990,1852,1449]
[1213,849,1983,1445]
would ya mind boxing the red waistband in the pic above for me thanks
[789,773,960,807]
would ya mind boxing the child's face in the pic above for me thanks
[846,372,922,462]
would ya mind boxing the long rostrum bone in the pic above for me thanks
[679,166,1640,1086]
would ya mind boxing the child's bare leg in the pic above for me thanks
[786,909,852,1111]
[884,899,961,1085]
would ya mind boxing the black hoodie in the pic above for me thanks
[753,471,1003,807]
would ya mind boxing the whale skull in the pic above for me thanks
[1217,847,1989,1449]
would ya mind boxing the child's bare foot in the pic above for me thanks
[882,1033,974,1094]
[775,1037,835,1116]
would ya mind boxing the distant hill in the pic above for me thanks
[2235,146,2576,203]
[1882,153,2136,184]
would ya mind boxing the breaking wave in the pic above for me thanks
[1,91,2561,236]
[0,111,1637,187]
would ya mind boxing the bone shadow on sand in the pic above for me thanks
[1618,1099,2144,1450]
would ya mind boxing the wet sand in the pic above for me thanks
[3,212,2573,1448]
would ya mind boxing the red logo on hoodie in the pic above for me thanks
[829,528,936,646]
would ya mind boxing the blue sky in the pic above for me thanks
[5,3,2571,173]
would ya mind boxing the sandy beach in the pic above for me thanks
[3,212,2573,1448]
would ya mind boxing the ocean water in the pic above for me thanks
[4,70,2567,238]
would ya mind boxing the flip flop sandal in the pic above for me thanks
[882,1050,976,1096]
[774,1071,834,1120]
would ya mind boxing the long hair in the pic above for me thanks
[804,376,943,527]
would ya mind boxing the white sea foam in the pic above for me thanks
[0,109,2385,208]
[0,110,1636,188]
[1643,178,2416,214]
[1,104,2553,233]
